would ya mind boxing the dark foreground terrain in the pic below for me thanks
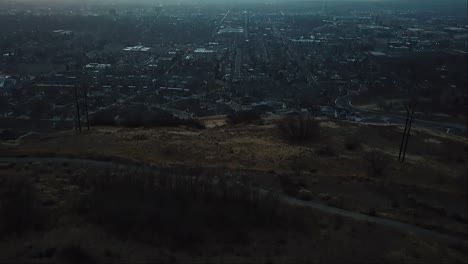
[1,116,467,263]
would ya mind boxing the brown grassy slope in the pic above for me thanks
[1,116,466,221]
[1,116,465,192]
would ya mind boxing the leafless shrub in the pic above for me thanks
[298,188,313,201]
[162,146,174,156]
[227,109,262,124]
[364,150,391,177]
[279,114,320,142]
[315,144,337,157]
[90,109,205,129]
[278,174,299,195]
[56,245,97,264]
[344,136,361,151]
[132,134,148,141]
[77,167,282,247]
[0,175,44,235]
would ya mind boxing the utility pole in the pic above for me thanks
[465,78,468,218]
[73,85,82,133]
[401,107,414,163]
[463,49,468,218]
[398,106,410,161]
[82,84,90,131]
[398,103,414,163]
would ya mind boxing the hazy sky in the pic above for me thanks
[2,0,466,7]
[0,0,466,1]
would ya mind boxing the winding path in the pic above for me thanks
[1,156,467,246]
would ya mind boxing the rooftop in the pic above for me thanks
[123,45,151,52]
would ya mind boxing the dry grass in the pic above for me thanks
[1,116,464,193]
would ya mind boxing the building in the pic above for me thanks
[123,45,151,52]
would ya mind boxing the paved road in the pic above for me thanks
[84,93,138,118]
[161,93,204,107]
[1,156,467,246]
[160,93,208,119]
[235,48,242,77]
[335,91,465,135]
[212,10,230,39]
[269,15,318,87]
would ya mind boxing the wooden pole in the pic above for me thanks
[82,84,90,131]
[398,106,410,162]
[465,61,468,218]
[463,52,468,219]
[73,85,82,133]
[402,108,414,163]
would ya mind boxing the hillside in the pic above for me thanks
[0,115,467,263]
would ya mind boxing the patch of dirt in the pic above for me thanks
[320,121,340,129]
[424,138,442,145]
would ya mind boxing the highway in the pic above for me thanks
[335,91,465,135]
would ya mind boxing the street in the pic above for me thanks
[335,91,465,135]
